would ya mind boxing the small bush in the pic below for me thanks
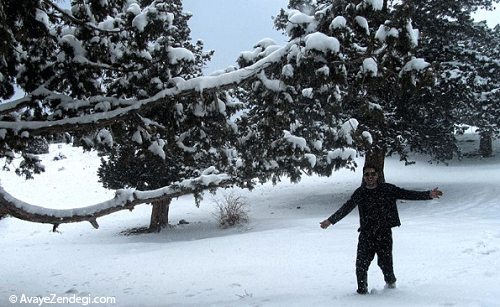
[213,193,249,228]
[26,137,49,154]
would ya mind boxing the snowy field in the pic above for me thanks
[1,129,499,307]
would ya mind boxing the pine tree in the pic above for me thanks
[88,0,233,232]
[411,0,500,158]
[0,0,241,231]
[235,0,436,183]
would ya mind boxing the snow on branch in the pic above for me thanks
[0,168,233,230]
[43,0,121,34]
[0,41,295,136]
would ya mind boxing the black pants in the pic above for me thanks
[356,228,397,291]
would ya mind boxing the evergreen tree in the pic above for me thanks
[90,0,237,232]
[0,0,241,231]
[411,0,500,158]
[235,0,436,183]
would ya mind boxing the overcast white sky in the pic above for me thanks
[183,0,289,73]
[472,3,500,27]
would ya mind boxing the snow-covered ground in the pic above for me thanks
[1,130,499,307]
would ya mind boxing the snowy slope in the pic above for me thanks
[1,130,500,307]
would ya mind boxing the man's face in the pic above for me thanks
[363,168,379,188]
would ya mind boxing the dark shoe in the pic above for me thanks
[385,282,396,289]
[357,288,368,295]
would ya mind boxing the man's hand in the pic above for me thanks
[320,219,331,229]
[430,188,443,199]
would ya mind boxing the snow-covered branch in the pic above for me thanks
[0,168,233,230]
[43,0,121,34]
[0,41,294,136]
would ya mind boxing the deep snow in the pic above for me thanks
[1,130,500,307]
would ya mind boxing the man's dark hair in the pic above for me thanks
[363,164,379,173]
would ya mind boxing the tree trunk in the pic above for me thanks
[149,198,171,233]
[364,146,387,183]
[479,131,493,157]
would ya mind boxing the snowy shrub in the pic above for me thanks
[26,137,49,155]
[213,193,249,228]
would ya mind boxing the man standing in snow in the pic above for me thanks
[320,164,443,294]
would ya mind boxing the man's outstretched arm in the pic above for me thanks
[394,185,443,200]
[430,188,443,199]
[320,197,358,229]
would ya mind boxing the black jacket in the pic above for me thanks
[327,183,431,232]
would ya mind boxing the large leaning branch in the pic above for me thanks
[0,40,294,136]
[0,170,234,230]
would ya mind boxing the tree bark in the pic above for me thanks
[364,146,387,183]
[149,198,171,233]
[479,131,493,157]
